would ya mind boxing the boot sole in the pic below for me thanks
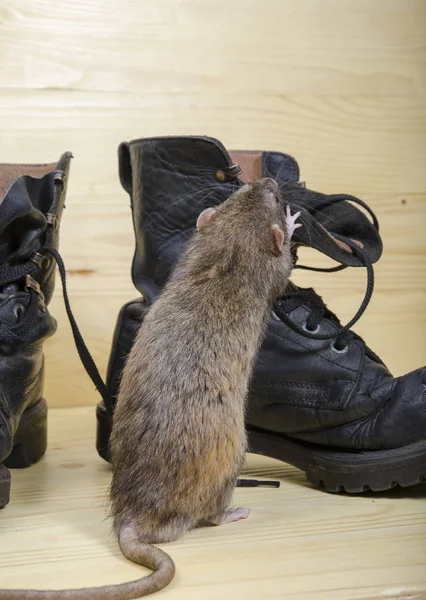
[248,428,426,493]
[0,398,48,509]
[96,403,426,493]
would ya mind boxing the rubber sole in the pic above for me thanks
[248,428,426,493]
[96,402,426,494]
[0,398,48,509]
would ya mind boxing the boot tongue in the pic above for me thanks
[231,150,382,267]
[0,165,56,265]
[229,149,300,185]
[280,184,382,267]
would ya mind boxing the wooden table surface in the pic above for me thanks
[1,407,426,600]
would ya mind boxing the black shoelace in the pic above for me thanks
[0,249,111,406]
[271,193,379,352]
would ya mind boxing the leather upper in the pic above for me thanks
[0,154,72,461]
[107,297,426,451]
[119,136,382,303]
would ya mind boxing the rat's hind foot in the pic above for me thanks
[285,205,302,239]
[210,507,250,526]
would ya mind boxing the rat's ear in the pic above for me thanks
[197,207,217,231]
[271,224,285,252]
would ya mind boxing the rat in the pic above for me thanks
[0,178,301,600]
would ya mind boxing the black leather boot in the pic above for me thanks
[0,153,72,508]
[97,136,426,493]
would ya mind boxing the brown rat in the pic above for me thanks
[0,178,301,600]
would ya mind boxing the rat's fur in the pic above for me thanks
[0,179,297,600]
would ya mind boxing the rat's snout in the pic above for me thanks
[258,177,279,192]
[255,177,281,207]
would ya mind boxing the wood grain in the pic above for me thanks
[0,1,425,408]
[1,407,425,599]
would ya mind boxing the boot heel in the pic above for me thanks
[0,464,11,509]
[4,398,48,469]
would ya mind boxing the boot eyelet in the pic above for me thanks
[46,214,59,231]
[41,256,51,270]
[330,341,348,354]
[303,321,320,334]
[13,303,25,321]
[53,169,66,185]
[31,252,51,270]
[216,170,226,183]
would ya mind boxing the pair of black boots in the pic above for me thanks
[1,136,425,510]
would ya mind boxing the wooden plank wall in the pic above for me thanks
[1,0,425,407]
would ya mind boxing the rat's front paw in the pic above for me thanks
[285,205,302,240]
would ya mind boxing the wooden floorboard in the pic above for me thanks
[1,407,426,599]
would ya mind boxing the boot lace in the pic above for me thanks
[273,192,378,352]
[0,249,111,406]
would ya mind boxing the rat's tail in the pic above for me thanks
[0,524,175,600]
[117,523,176,597]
